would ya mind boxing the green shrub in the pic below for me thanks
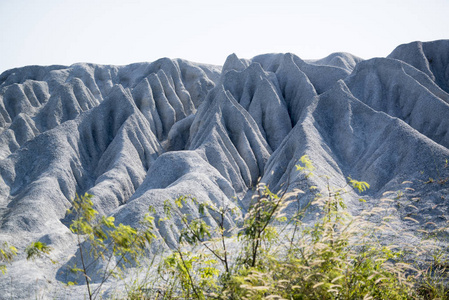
[125,155,449,299]
[6,156,448,299]
[65,193,156,300]
[0,242,17,275]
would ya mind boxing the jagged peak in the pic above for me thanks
[388,41,434,79]
[388,40,449,93]
[222,53,250,75]
[3,42,449,298]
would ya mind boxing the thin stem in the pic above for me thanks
[177,249,202,299]
[178,209,228,271]
[91,230,147,299]
[77,233,92,300]
[220,211,229,273]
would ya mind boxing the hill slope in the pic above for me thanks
[1,41,449,299]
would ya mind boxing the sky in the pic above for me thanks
[1,0,448,74]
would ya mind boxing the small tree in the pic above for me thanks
[155,195,235,299]
[65,193,156,300]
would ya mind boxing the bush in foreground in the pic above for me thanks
[121,156,448,299]
[2,156,448,299]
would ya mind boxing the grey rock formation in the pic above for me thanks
[1,41,449,299]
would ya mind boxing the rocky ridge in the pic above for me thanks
[1,40,449,299]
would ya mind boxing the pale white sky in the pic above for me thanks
[1,0,448,74]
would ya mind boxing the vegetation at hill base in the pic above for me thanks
[2,155,449,299]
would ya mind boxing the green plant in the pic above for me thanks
[25,241,55,263]
[0,242,17,275]
[123,155,449,299]
[236,155,315,271]
[151,195,236,299]
[65,193,156,300]
[223,174,417,299]
[158,250,219,299]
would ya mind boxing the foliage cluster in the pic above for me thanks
[122,155,449,299]
[0,242,17,275]
[1,156,449,299]
[65,193,156,299]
